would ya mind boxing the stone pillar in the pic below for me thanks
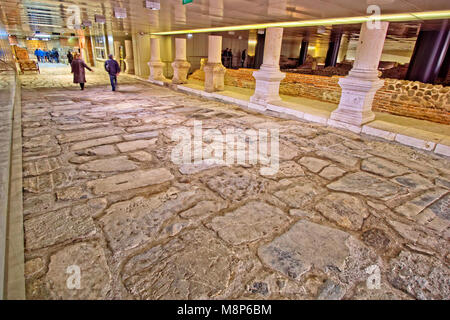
[325,30,342,67]
[171,38,191,84]
[204,35,226,92]
[330,22,389,126]
[114,41,121,59]
[148,37,167,82]
[124,40,134,74]
[298,40,309,66]
[406,20,450,84]
[249,27,285,110]
[337,33,349,63]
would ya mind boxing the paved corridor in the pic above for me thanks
[21,67,450,300]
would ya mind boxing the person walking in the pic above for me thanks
[67,51,73,64]
[71,53,93,90]
[104,54,121,91]
[34,48,41,62]
[52,49,59,63]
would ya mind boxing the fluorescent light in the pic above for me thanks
[151,10,450,35]
[34,33,51,38]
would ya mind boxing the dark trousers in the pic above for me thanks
[80,83,85,90]
[109,74,117,91]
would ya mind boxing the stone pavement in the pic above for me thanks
[20,66,450,300]
[18,62,137,89]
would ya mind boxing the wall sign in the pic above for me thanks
[146,1,161,10]
[114,7,127,19]
[95,14,106,24]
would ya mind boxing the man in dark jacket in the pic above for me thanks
[67,51,73,64]
[52,49,59,63]
[104,54,121,91]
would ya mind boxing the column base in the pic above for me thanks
[204,62,226,92]
[330,75,384,126]
[249,65,286,109]
[148,61,167,82]
[171,60,191,84]
[125,58,134,74]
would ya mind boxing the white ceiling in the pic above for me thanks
[0,0,449,37]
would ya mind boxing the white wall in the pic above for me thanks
[133,33,151,78]
[186,33,209,72]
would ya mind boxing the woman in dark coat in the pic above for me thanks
[71,53,93,90]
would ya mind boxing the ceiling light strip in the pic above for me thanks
[151,10,450,35]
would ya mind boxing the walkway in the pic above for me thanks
[20,65,449,300]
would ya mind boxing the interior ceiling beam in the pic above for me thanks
[151,10,450,35]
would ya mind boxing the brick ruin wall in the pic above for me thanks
[189,68,450,125]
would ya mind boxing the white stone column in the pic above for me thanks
[148,37,167,82]
[114,41,121,59]
[204,35,226,92]
[249,27,286,110]
[330,22,389,126]
[171,38,191,84]
[124,40,134,74]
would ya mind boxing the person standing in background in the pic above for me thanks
[67,51,73,65]
[71,52,93,90]
[241,49,246,68]
[104,54,121,92]
[222,49,227,65]
[227,48,233,68]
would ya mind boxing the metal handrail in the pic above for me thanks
[0,58,17,72]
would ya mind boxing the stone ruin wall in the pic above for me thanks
[189,68,450,125]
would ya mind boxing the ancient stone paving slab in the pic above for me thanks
[319,165,346,180]
[79,156,138,172]
[201,169,267,201]
[315,193,369,231]
[258,221,378,288]
[128,150,153,162]
[122,227,256,299]
[70,135,122,151]
[23,171,71,193]
[24,207,97,250]
[18,71,450,300]
[392,173,434,191]
[298,156,330,173]
[261,160,305,179]
[361,157,410,177]
[56,128,124,144]
[86,168,174,194]
[394,189,448,220]
[100,188,210,254]
[41,242,112,299]
[327,172,403,198]
[122,131,159,141]
[208,201,291,245]
[274,182,325,208]
[388,251,450,300]
[116,139,157,153]
[23,157,62,177]
[316,149,359,168]
[83,145,117,156]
